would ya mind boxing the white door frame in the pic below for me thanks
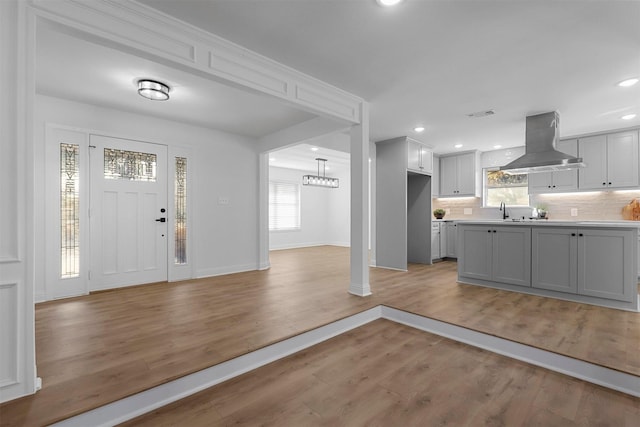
[43,125,194,298]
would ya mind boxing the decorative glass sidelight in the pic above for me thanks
[60,143,80,278]
[175,157,187,264]
[103,148,157,181]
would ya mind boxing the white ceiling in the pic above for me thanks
[37,0,640,165]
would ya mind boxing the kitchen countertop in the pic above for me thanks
[455,219,640,228]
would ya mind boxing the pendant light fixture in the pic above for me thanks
[303,158,339,188]
[137,79,170,101]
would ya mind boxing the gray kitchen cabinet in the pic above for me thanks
[407,139,433,175]
[431,222,447,260]
[439,152,480,197]
[458,225,530,286]
[578,228,636,302]
[445,222,457,258]
[458,225,492,280]
[528,139,578,194]
[533,227,636,302]
[578,131,639,190]
[532,227,577,293]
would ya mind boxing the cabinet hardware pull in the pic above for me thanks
[579,233,584,237]
[571,233,576,236]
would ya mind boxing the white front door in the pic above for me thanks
[90,135,168,291]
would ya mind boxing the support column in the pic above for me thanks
[349,102,371,296]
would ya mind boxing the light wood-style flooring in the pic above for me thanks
[122,319,640,427]
[1,246,639,426]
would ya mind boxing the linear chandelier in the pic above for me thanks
[303,158,339,188]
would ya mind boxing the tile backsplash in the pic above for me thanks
[433,190,640,221]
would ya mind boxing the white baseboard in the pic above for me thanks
[195,263,258,279]
[269,242,325,251]
[50,305,639,427]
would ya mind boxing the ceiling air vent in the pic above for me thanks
[466,110,495,118]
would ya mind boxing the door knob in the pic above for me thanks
[155,218,166,222]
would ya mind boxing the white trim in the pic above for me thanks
[0,283,19,390]
[195,263,261,279]
[269,242,326,251]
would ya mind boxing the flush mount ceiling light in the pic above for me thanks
[617,78,639,87]
[303,158,339,188]
[376,0,404,6]
[414,126,425,133]
[622,113,637,120]
[137,79,170,101]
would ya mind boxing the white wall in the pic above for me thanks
[269,166,350,250]
[34,94,261,300]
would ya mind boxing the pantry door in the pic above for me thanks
[90,135,168,291]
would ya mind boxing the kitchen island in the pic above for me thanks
[457,220,639,311]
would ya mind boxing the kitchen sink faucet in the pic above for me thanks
[500,202,509,220]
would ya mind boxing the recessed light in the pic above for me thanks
[311,147,319,152]
[376,0,403,6]
[622,113,637,120]
[617,78,639,87]
[454,144,463,149]
[493,145,502,149]
[414,126,425,133]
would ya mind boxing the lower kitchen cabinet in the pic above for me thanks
[445,222,457,258]
[458,225,531,287]
[532,228,577,293]
[578,228,636,302]
[532,227,636,302]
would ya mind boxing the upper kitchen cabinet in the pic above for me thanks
[407,138,433,175]
[578,130,639,190]
[528,139,578,194]
[439,151,481,197]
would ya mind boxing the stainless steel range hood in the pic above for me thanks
[500,111,585,174]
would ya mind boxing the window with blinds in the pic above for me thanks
[269,181,300,231]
